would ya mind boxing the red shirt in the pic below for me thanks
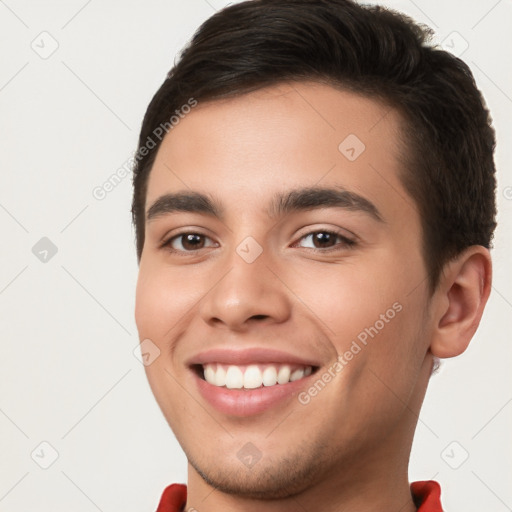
[155,480,444,511]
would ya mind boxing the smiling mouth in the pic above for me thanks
[191,363,320,390]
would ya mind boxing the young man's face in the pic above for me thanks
[135,82,436,498]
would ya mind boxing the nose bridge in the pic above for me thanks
[198,234,291,329]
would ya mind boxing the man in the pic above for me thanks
[131,0,497,510]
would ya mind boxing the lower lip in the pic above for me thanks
[192,368,317,417]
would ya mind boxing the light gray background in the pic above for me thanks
[0,0,510,510]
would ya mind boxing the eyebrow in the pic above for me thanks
[146,186,384,223]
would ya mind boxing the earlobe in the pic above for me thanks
[430,246,492,359]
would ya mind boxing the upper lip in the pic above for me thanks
[186,347,321,367]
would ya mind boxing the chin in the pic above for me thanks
[186,438,333,500]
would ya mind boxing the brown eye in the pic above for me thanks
[296,230,355,251]
[310,232,336,248]
[163,232,216,252]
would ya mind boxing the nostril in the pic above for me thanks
[250,314,269,321]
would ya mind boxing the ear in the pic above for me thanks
[430,246,492,359]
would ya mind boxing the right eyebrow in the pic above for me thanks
[266,185,384,223]
[146,191,223,222]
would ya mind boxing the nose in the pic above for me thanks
[198,243,292,331]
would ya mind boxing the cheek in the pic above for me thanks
[134,260,199,339]
[134,272,166,339]
[134,263,195,423]
[285,250,427,366]
[286,257,401,338]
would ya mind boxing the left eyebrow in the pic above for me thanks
[145,186,384,223]
[146,191,223,222]
[267,186,384,223]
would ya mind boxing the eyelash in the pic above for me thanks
[160,229,356,255]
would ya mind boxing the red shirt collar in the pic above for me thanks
[156,480,444,512]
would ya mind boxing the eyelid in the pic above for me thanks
[291,229,356,251]
[293,224,357,243]
[159,225,215,244]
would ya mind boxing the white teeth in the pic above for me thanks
[277,365,291,384]
[215,365,226,387]
[225,365,244,389]
[290,368,304,381]
[262,366,277,386]
[201,363,314,389]
[204,365,217,386]
[204,365,215,384]
[243,365,262,389]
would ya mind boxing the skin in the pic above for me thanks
[134,81,492,512]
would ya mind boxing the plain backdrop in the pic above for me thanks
[0,0,511,511]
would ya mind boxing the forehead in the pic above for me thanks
[145,81,415,223]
